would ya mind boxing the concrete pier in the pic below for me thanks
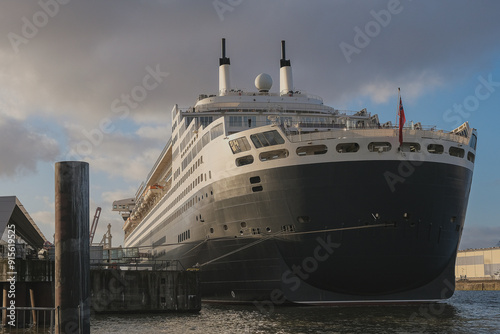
[90,268,200,313]
[456,280,500,291]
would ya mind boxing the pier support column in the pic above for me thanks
[2,287,6,326]
[55,161,90,334]
[29,288,36,326]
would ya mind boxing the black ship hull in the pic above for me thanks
[159,159,473,304]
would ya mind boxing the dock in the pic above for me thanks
[0,194,200,333]
[456,279,500,291]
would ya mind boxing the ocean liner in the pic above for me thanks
[113,39,477,304]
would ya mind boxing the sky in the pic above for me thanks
[0,0,499,250]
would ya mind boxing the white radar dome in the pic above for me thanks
[255,73,273,92]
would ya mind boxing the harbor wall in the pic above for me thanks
[0,259,201,313]
[455,280,500,291]
[90,268,200,313]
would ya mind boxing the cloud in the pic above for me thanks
[136,125,169,141]
[62,128,163,182]
[360,71,444,104]
[0,118,60,177]
[460,225,500,250]
[1,0,499,132]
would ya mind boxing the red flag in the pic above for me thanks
[398,96,406,146]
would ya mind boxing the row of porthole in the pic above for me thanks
[195,190,214,223]
[235,142,475,167]
[208,222,272,235]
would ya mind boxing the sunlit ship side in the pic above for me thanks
[114,39,477,305]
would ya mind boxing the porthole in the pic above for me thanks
[240,222,247,228]
[297,216,310,223]
[427,144,444,154]
[400,142,421,152]
[467,152,475,163]
[449,147,465,158]
[259,149,289,162]
[296,145,328,156]
[336,143,359,153]
[368,142,392,153]
[210,227,214,233]
[236,155,254,167]
[250,176,261,184]
[252,185,263,192]
[223,225,228,230]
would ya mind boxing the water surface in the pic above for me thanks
[91,291,500,333]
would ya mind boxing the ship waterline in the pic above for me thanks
[114,39,476,304]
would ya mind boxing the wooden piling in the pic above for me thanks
[30,288,36,325]
[55,161,90,334]
[2,287,6,326]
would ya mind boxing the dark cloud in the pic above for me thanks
[1,0,499,128]
[0,118,60,177]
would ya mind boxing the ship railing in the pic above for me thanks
[90,259,185,271]
[193,102,333,114]
[0,306,55,333]
[284,126,470,145]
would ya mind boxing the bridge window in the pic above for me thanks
[229,116,242,127]
[200,116,213,128]
[250,130,285,148]
[244,116,257,128]
[229,137,251,154]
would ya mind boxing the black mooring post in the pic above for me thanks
[55,161,90,334]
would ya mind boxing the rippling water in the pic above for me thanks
[91,291,500,333]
